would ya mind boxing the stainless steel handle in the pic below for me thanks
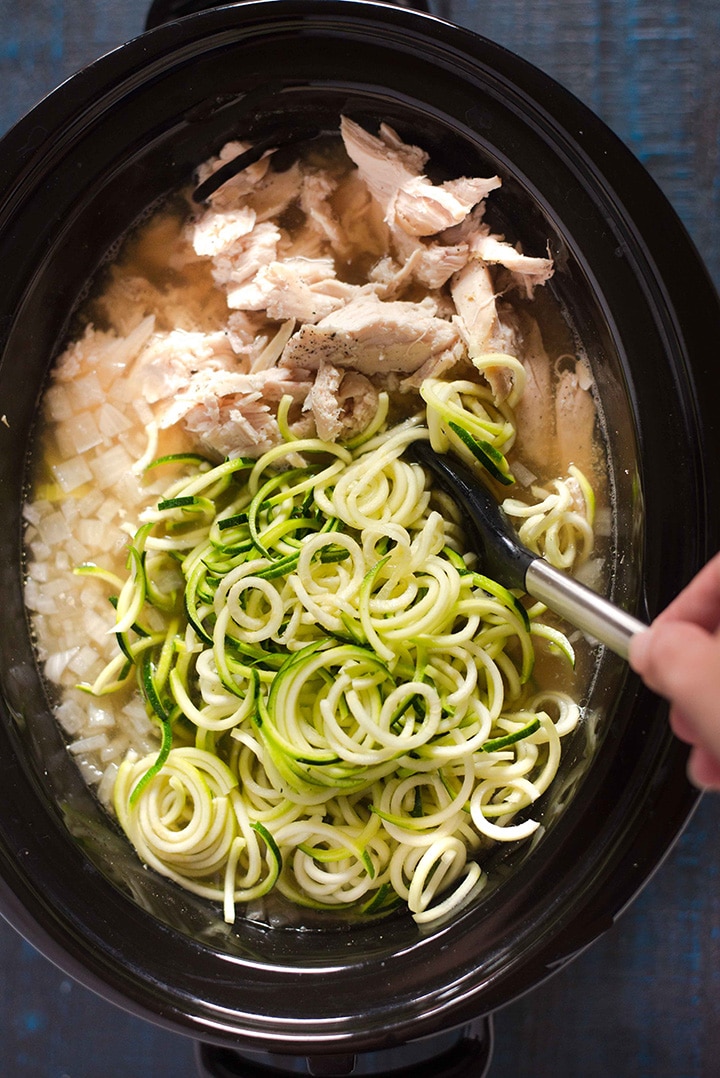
[525,558,647,661]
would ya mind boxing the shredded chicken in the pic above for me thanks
[470,232,554,297]
[116,117,562,458]
[129,330,238,404]
[195,140,272,211]
[340,116,500,236]
[304,363,379,442]
[160,367,314,459]
[192,207,257,259]
[511,317,557,472]
[555,363,597,476]
[451,261,500,356]
[280,293,463,377]
[228,257,362,323]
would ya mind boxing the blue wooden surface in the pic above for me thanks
[2,1,720,1075]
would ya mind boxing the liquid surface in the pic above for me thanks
[24,123,609,925]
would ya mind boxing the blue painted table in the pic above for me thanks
[1,1,719,1075]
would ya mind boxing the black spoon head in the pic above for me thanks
[405,440,534,590]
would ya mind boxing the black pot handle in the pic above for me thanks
[146,0,428,31]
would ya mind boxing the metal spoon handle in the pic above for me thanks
[405,441,647,661]
[525,558,647,661]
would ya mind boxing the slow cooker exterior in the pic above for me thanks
[0,0,718,1055]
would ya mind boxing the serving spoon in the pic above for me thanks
[407,440,647,661]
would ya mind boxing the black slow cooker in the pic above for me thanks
[0,2,718,1075]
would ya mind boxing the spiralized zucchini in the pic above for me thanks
[420,376,516,486]
[83,386,586,926]
[501,464,595,570]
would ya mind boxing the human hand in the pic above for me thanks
[629,551,720,790]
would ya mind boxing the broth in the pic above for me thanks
[24,122,610,925]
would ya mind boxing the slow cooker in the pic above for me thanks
[1,2,718,1075]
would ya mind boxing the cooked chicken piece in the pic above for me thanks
[299,171,346,252]
[186,396,281,458]
[280,293,463,376]
[303,362,379,441]
[333,369,380,436]
[340,117,427,215]
[156,366,313,458]
[192,207,256,258]
[400,347,466,390]
[470,232,554,296]
[225,310,281,367]
[206,221,283,308]
[370,244,469,295]
[161,366,311,423]
[555,363,597,477]
[246,319,297,373]
[195,140,272,210]
[449,262,522,400]
[437,202,487,245]
[130,329,238,404]
[392,175,501,237]
[375,121,430,169]
[451,260,498,355]
[340,116,500,237]
[367,253,421,297]
[227,257,362,323]
[383,229,470,290]
[332,170,390,264]
[196,143,303,219]
[412,243,470,289]
[512,317,557,473]
[441,199,555,298]
[247,161,304,223]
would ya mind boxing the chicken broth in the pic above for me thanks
[25,119,608,927]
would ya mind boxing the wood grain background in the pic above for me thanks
[1,1,719,1075]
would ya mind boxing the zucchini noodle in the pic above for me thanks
[85,386,586,925]
[420,377,516,486]
[501,465,594,569]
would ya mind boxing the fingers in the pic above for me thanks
[630,553,720,792]
[668,708,720,789]
[654,550,720,633]
[630,619,720,788]
[687,746,720,792]
[668,705,699,745]
[630,622,719,716]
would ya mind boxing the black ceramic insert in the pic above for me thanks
[0,0,718,1062]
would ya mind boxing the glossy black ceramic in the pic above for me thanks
[0,0,718,1058]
